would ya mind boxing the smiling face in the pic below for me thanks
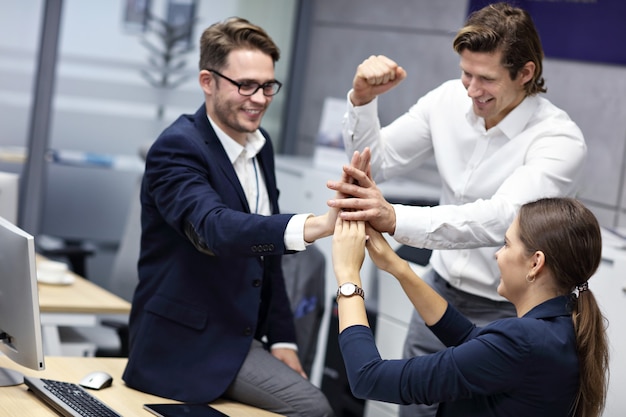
[200,48,275,145]
[495,217,534,304]
[460,49,532,130]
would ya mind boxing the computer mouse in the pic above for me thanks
[79,371,113,390]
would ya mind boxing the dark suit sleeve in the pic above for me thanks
[145,124,293,258]
[338,308,534,406]
[143,113,298,345]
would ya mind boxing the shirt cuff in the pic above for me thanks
[346,90,379,125]
[284,213,313,251]
[270,342,298,352]
[392,203,431,247]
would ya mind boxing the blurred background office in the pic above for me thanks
[1,1,626,416]
[2,0,626,287]
[0,0,298,283]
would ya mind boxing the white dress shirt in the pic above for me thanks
[209,117,305,351]
[343,79,586,300]
[208,117,311,251]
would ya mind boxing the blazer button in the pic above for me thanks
[251,245,258,252]
[243,327,252,336]
[252,279,261,287]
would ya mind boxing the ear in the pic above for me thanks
[530,250,545,275]
[518,61,535,86]
[199,70,213,95]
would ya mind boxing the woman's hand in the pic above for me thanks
[364,223,402,276]
[332,218,366,284]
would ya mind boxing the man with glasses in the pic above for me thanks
[123,17,341,417]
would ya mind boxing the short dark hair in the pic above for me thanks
[198,17,280,72]
[453,2,546,96]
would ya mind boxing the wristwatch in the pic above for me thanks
[336,282,365,301]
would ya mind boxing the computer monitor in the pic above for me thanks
[0,216,45,386]
[0,172,19,225]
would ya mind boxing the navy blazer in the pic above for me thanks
[122,105,298,403]
[340,296,579,416]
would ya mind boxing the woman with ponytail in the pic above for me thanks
[332,197,609,417]
[515,197,609,417]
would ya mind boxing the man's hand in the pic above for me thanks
[271,347,307,379]
[303,148,372,242]
[339,147,371,191]
[327,163,397,235]
[350,55,407,107]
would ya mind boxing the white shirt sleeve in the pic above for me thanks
[284,213,313,251]
[270,342,298,352]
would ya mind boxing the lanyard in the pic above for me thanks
[252,157,259,214]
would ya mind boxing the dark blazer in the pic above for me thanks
[122,104,298,403]
[339,296,579,417]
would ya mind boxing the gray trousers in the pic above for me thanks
[398,269,516,417]
[223,339,335,417]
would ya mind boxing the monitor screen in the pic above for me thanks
[0,172,19,225]
[0,216,45,386]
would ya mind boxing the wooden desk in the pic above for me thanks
[0,355,281,416]
[36,257,131,356]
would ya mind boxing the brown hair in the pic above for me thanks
[517,198,609,417]
[198,17,280,71]
[453,2,546,96]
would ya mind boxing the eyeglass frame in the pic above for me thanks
[207,69,282,97]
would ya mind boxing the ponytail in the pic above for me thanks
[570,288,609,417]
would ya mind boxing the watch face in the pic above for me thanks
[340,283,356,296]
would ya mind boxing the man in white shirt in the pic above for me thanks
[327,3,586,416]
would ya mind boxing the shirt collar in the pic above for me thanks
[207,115,266,164]
[523,295,574,319]
[465,95,540,139]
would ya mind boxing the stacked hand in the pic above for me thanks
[330,146,401,286]
[332,218,400,283]
[327,148,396,235]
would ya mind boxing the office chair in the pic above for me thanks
[60,173,141,357]
[90,170,143,356]
[57,146,149,358]
[281,244,326,376]
[92,173,142,356]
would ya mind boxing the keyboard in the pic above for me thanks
[24,376,122,417]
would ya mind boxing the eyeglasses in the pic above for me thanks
[208,69,282,97]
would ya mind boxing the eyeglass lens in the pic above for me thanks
[208,69,281,96]
[238,82,280,96]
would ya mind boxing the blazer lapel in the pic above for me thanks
[256,130,279,215]
[193,105,251,212]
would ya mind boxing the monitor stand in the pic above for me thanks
[0,367,24,386]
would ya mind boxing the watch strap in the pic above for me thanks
[336,283,365,301]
